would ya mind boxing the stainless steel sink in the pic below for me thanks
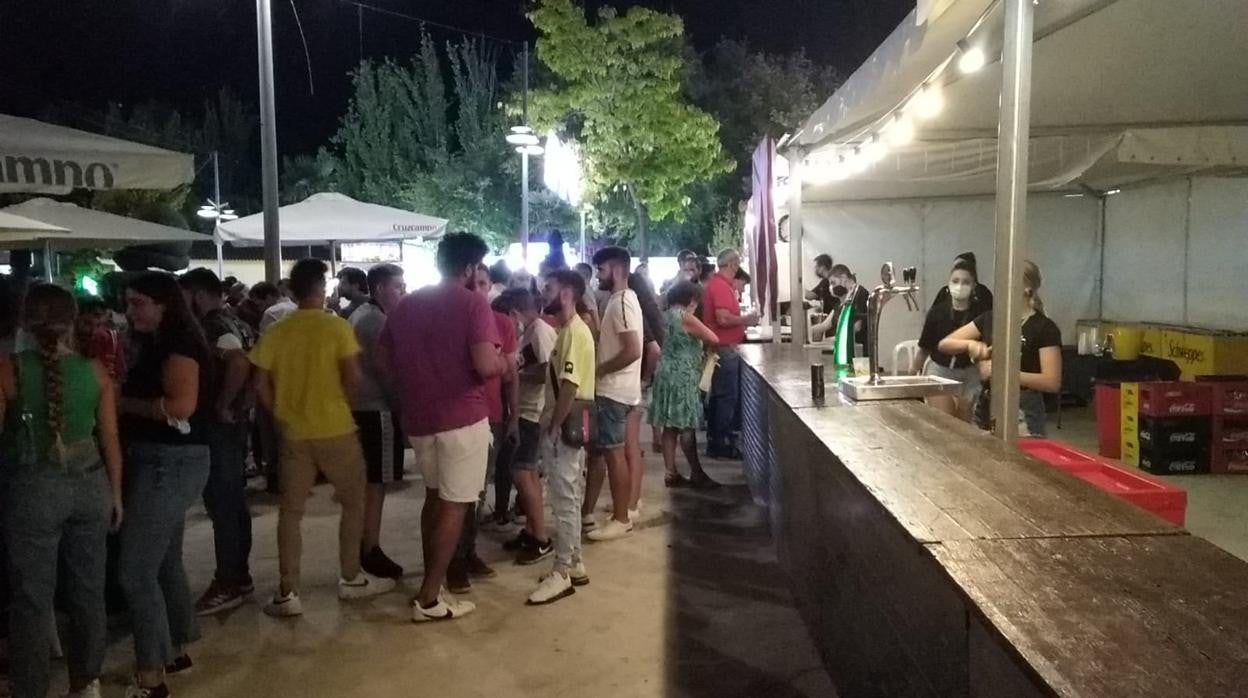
[838,374,962,402]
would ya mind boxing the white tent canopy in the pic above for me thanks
[216,192,448,247]
[0,114,195,195]
[0,210,69,235]
[0,198,207,250]
[794,0,1248,202]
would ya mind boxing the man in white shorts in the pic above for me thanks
[379,232,507,621]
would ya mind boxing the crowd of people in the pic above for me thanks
[0,233,756,697]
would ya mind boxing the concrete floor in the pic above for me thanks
[1050,406,1248,561]
[79,449,835,698]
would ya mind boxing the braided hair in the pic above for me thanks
[22,284,77,459]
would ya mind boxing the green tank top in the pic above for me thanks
[3,350,100,466]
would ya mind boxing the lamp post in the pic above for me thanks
[256,0,282,282]
[505,42,544,264]
[197,151,239,277]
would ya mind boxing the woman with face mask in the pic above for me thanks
[929,252,993,313]
[914,259,984,420]
[939,260,1062,436]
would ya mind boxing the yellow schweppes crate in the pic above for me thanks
[1154,331,1248,380]
[1121,382,1140,467]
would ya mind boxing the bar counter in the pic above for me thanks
[738,344,1248,697]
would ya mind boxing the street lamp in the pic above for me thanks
[199,151,239,276]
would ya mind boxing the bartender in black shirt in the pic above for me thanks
[810,264,871,359]
[804,254,838,314]
[914,258,990,420]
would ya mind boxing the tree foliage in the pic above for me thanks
[528,0,731,257]
[320,35,525,249]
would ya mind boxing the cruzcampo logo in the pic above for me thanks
[0,154,116,189]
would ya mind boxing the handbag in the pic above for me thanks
[698,352,718,393]
[549,362,598,448]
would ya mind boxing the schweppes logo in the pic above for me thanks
[0,154,116,189]
[1166,341,1205,364]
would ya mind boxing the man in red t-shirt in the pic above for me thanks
[700,249,758,459]
[379,233,508,622]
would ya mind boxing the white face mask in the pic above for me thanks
[948,282,973,302]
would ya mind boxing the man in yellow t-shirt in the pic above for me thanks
[249,258,395,618]
[528,269,596,606]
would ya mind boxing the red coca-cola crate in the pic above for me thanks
[1138,381,1212,417]
[1211,418,1248,474]
[1019,438,1187,526]
[1212,383,1248,416]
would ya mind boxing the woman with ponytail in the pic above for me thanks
[1,284,122,698]
[938,260,1062,436]
[118,272,212,698]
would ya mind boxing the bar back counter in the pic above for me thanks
[738,344,1248,697]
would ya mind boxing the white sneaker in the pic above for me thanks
[411,592,476,622]
[264,589,303,618]
[527,570,575,605]
[628,508,641,523]
[569,560,590,587]
[338,572,396,600]
[587,518,633,542]
[68,679,103,698]
[581,514,597,530]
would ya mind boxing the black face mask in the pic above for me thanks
[832,285,848,299]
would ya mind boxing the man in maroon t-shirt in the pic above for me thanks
[379,233,507,622]
[701,249,759,459]
[442,263,519,592]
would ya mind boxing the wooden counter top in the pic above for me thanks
[789,400,1180,542]
[739,343,850,410]
[932,535,1248,697]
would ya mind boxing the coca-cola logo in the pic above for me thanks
[1168,403,1197,414]
[1169,432,1197,443]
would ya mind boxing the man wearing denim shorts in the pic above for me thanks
[528,269,595,604]
[585,247,643,543]
[379,233,507,622]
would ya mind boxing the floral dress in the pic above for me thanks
[648,308,705,430]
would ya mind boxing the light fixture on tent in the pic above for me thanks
[909,84,944,119]
[885,114,915,146]
[956,39,986,74]
[862,134,889,164]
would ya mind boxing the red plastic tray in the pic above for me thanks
[1018,438,1187,526]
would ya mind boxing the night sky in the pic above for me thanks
[1,0,911,156]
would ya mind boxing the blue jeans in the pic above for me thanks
[707,347,742,449]
[118,442,210,670]
[204,422,252,588]
[3,465,111,698]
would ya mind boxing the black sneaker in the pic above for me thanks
[446,561,472,594]
[515,537,553,566]
[466,555,497,578]
[164,653,192,676]
[361,546,405,579]
[503,529,535,552]
[126,681,171,698]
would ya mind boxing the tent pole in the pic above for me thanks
[215,230,225,279]
[989,0,1035,443]
[330,242,338,276]
[787,149,807,347]
[256,0,283,282]
[42,239,53,282]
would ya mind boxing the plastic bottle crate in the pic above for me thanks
[1138,381,1213,417]
[1137,415,1211,475]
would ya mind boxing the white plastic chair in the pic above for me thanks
[893,339,920,375]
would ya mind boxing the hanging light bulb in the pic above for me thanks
[910,84,944,120]
[885,114,915,146]
[957,39,986,74]
[862,134,889,164]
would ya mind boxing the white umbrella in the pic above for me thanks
[0,210,70,235]
[216,192,448,246]
[0,114,195,195]
[0,198,208,250]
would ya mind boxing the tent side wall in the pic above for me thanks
[1103,176,1248,331]
[798,194,1101,372]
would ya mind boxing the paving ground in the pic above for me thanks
[79,449,835,698]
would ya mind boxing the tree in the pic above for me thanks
[322,35,526,249]
[528,0,731,260]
